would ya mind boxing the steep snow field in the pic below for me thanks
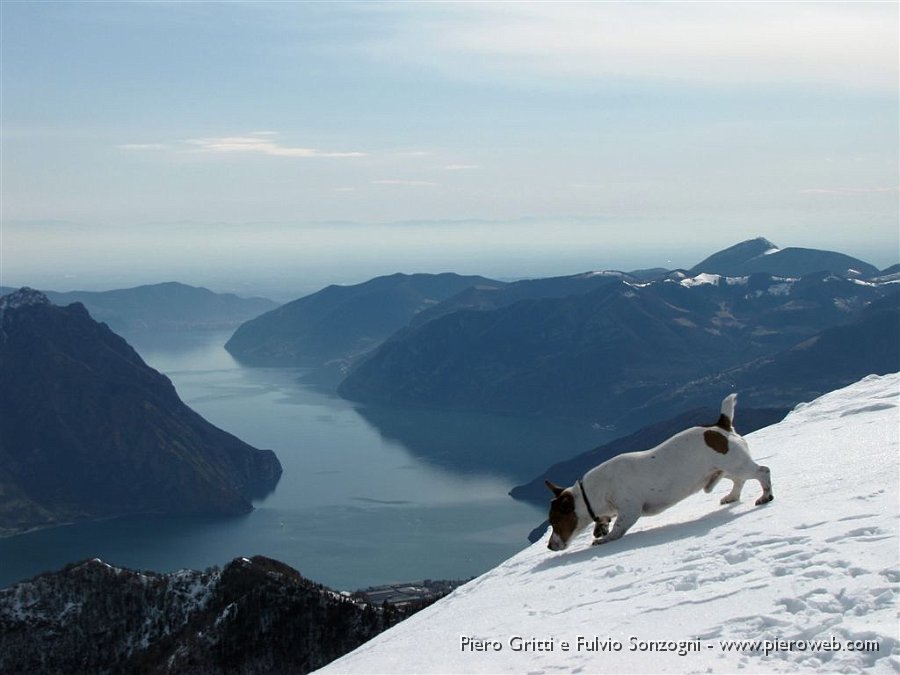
[321,374,899,674]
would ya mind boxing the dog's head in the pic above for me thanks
[545,480,580,551]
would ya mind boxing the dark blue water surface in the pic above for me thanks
[0,330,611,590]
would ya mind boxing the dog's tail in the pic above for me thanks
[717,393,737,431]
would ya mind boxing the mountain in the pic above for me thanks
[509,405,788,509]
[0,282,278,332]
[689,236,779,273]
[874,264,900,283]
[0,288,282,534]
[689,237,879,278]
[225,272,499,368]
[0,555,419,674]
[624,288,900,424]
[626,266,671,281]
[338,269,892,424]
[403,270,630,332]
[321,373,900,674]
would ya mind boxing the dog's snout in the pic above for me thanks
[547,533,566,551]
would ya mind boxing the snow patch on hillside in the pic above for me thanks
[321,374,899,674]
[680,273,750,288]
[581,271,627,279]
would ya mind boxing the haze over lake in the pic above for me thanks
[0,328,612,590]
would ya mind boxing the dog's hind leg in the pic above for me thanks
[720,478,745,504]
[754,465,774,505]
[721,464,774,505]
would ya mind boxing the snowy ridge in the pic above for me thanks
[579,270,628,279]
[0,287,50,311]
[320,374,899,674]
[0,287,51,327]
[679,273,749,288]
[0,558,221,650]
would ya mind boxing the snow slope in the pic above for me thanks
[320,374,899,674]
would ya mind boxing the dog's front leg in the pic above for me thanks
[592,516,611,539]
[592,507,639,545]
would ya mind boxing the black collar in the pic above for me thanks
[578,479,600,522]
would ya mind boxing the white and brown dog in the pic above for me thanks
[545,394,773,551]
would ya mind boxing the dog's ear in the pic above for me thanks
[545,480,565,497]
[556,493,575,514]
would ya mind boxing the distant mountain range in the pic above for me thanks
[225,272,498,368]
[0,282,277,332]
[0,288,282,535]
[0,556,419,674]
[223,237,897,433]
[338,269,895,425]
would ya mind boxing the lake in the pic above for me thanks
[0,330,612,591]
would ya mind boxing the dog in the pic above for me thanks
[545,394,773,551]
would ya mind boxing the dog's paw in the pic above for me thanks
[592,531,623,546]
[593,519,610,538]
[755,493,774,506]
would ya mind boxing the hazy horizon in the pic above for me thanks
[3,219,897,302]
[2,2,898,300]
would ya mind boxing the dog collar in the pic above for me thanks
[578,479,600,523]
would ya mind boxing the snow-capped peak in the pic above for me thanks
[320,373,900,674]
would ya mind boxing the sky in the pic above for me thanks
[1,2,898,297]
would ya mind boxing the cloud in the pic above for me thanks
[184,133,366,158]
[373,179,438,187]
[368,3,897,91]
[116,143,170,150]
[443,164,478,171]
[800,187,899,195]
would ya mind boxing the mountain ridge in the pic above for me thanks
[337,268,894,424]
[223,238,889,414]
[0,555,423,674]
[0,281,277,332]
[225,272,500,368]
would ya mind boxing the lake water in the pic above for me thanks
[0,330,612,591]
